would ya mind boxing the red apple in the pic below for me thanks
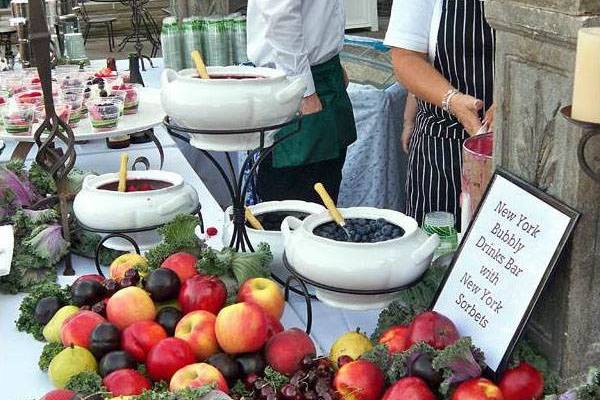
[175,310,220,361]
[382,377,437,400]
[408,311,459,350]
[146,337,196,382]
[103,369,151,396]
[237,278,285,320]
[178,275,227,315]
[334,360,385,400]
[452,378,504,400]
[499,362,544,400]
[74,274,105,285]
[379,325,411,353]
[162,252,199,282]
[121,320,168,362]
[215,302,268,354]
[169,363,229,393]
[40,389,80,400]
[265,313,284,340]
[61,311,106,348]
[106,286,156,330]
[265,328,316,375]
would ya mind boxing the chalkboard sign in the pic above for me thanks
[432,169,580,373]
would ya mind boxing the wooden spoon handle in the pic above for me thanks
[245,207,264,230]
[191,50,210,80]
[118,153,129,192]
[314,183,345,226]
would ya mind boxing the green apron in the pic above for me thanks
[272,55,357,168]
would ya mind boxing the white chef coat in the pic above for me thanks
[246,0,346,97]
[383,0,443,62]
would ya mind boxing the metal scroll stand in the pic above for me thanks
[163,115,314,334]
[29,0,77,275]
[561,106,600,185]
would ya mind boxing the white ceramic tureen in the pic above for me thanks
[223,200,326,281]
[161,66,306,151]
[282,207,440,310]
[74,170,199,250]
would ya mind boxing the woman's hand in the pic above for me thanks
[301,93,323,115]
[449,94,484,135]
[484,102,496,131]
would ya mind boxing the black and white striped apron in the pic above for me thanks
[405,0,495,229]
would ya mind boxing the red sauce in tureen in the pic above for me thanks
[98,179,172,192]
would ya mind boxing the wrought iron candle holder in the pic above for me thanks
[560,106,600,184]
[29,0,77,275]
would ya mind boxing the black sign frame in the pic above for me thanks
[431,168,580,374]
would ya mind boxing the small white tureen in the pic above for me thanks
[282,207,440,310]
[74,170,199,250]
[161,66,306,151]
[223,200,326,281]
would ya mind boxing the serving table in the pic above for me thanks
[0,59,380,400]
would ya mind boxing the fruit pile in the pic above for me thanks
[313,218,405,243]
[32,249,319,400]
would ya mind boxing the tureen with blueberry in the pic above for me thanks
[282,207,440,309]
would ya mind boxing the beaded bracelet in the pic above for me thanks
[442,88,460,113]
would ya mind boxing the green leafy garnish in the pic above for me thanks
[38,342,65,371]
[15,282,71,341]
[135,383,215,400]
[197,243,272,285]
[65,371,107,398]
[146,214,205,270]
[263,366,289,391]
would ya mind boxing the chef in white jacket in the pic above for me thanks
[246,0,356,204]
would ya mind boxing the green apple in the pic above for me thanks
[43,305,80,343]
[48,345,98,388]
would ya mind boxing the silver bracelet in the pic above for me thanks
[442,88,460,113]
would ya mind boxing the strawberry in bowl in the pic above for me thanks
[88,98,121,131]
[111,83,140,114]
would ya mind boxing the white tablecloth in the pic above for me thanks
[0,59,381,400]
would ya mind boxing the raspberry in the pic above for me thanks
[206,227,218,237]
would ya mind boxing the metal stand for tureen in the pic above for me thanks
[163,115,303,253]
[560,106,600,185]
[163,115,319,298]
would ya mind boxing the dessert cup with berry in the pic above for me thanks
[88,98,121,131]
[111,83,140,115]
[60,87,85,127]
[1,103,35,136]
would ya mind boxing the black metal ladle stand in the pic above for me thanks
[163,115,302,253]
[163,115,317,334]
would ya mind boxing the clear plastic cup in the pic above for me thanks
[1,103,35,136]
[60,87,85,127]
[0,71,24,96]
[108,89,127,116]
[35,100,70,123]
[422,211,459,258]
[16,89,44,107]
[88,98,121,131]
[54,64,80,77]
[110,83,140,115]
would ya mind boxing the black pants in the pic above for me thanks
[257,152,347,204]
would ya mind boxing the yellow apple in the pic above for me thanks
[109,253,148,281]
[237,278,285,320]
[169,363,228,393]
[174,310,219,361]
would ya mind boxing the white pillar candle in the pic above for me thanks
[572,28,600,123]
